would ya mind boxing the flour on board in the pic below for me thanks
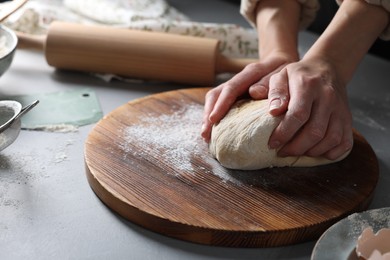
[121,103,242,185]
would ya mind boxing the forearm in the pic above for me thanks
[304,0,389,84]
[255,0,301,61]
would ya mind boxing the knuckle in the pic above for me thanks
[207,82,238,101]
[222,82,237,92]
[288,108,310,126]
[327,132,343,147]
[303,69,323,81]
[268,85,287,96]
[221,83,241,100]
[304,75,321,86]
[323,85,337,97]
[249,84,268,98]
[205,90,215,100]
[307,125,326,142]
[328,131,354,159]
[269,72,284,85]
[322,86,341,104]
[205,86,221,99]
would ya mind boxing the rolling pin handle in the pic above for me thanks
[215,53,258,74]
[15,31,46,51]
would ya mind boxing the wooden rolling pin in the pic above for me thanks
[16,22,257,85]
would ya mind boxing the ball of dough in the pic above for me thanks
[209,99,351,170]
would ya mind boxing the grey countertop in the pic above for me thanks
[1,1,389,259]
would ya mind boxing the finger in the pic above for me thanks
[323,131,353,160]
[200,118,213,143]
[248,82,268,100]
[249,62,291,100]
[248,69,275,100]
[203,87,221,124]
[202,63,266,141]
[323,121,354,160]
[201,88,221,141]
[277,101,331,156]
[305,113,343,157]
[209,63,268,123]
[268,80,312,150]
[208,87,238,123]
[268,69,290,116]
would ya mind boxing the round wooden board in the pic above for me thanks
[84,88,379,247]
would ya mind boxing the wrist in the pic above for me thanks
[256,0,300,61]
[301,54,348,87]
[302,52,350,86]
[261,50,299,65]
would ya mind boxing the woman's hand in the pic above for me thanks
[267,57,353,160]
[267,0,389,160]
[201,55,295,142]
[201,0,301,142]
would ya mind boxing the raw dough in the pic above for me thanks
[209,99,351,170]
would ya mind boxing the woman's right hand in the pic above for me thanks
[201,54,296,142]
[201,0,301,142]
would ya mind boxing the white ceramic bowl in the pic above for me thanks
[0,24,17,77]
[0,100,22,151]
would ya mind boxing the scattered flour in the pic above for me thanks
[352,109,386,131]
[347,208,390,238]
[120,103,242,185]
[0,136,76,208]
[122,104,205,172]
[25,124,79,133]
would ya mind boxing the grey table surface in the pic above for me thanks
[1,0,389,259]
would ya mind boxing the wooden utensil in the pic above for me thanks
[0,0,28,22]
[84,87,379,247]
[16,21,257,85]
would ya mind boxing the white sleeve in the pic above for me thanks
[240,0,320,29]
[336,0,390,40]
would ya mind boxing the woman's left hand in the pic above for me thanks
[267,57,354,160]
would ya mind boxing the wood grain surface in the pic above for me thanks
[17,22,257,85]
[84,88,379,247]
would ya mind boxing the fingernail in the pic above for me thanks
[201,123,210,135]
[208,114,215,123]
[270,99,281,111]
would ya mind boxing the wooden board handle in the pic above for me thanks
[17,22,256,85]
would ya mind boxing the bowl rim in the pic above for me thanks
[0,100,22,130]
[0,24,18,59]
